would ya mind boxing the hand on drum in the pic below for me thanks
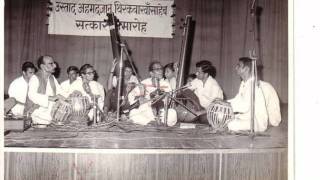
[69,90,83,97]
[49,94,66,102]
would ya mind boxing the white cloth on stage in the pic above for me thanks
[128,78,177,126]
[189,76,224,109]
[28,75,66,125]
[8,76,28,116]
[227,78,268,132]
[68,79,105,120]
[129,103,177,126]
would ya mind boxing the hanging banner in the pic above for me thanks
[48,0,174,38]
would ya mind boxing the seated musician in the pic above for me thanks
[105,59,139,113]
[227,57,281,132]
[60,66,80,94]
[68,64,105,121]
[164,62,177,90]
[127,61,177,126]
[24,55,67,125]
[7,61,36,116]
[178,60,223,123]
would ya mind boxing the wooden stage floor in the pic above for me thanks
[4,119,287,149]
[5,104,288,149]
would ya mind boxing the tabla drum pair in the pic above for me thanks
[51,96,91,125]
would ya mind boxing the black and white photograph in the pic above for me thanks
[3,0,290,179]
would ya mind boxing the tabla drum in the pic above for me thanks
[51,100,72,125]
[206,99,234,131]
[69,96,91,116]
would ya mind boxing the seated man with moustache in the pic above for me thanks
[227,57,281,132]
[24,55,67,125]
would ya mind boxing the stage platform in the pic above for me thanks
[4,104,288,180]
[4,103,288,150]
[4,122,286,149]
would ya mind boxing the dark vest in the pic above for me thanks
[23,71,56,115]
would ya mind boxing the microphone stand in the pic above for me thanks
[250,55,257,138]
[234,0,268,140]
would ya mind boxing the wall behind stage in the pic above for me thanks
[4,0,288,103]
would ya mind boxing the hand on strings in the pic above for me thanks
[126,82,136,94]
[137,83,146,97]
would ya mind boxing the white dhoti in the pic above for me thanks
[129,103,177,126]
[31,103,54,125]
[227,113,268,132]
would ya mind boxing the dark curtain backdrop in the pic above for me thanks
[4,0,288,103]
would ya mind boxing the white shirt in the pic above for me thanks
[166,77,177,90]
[8,76,28,115]
[189,76,223,109]
[112,75,139,88]
[60,77,80,94]
[259,81,282,126]
[228,78,268,132]
[68,78,105,111]
[28,74,66,124]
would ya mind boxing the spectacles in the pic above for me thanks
[152,67,163,71]
[85,71,95,75]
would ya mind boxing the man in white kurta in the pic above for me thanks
[176,60,223,123]
[228,77,268,132]
[227,57,280,132]
[60,66,79,94]
[8,62,36,116]
[187,60,223,110]
[189,76,223,109]
[26,56,67,125]
[127,62,177,126]
[68,64,105,120]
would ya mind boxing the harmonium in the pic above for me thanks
[4,115,32,132]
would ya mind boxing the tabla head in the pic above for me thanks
[69,96,91,116]
[207,99,234,131]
